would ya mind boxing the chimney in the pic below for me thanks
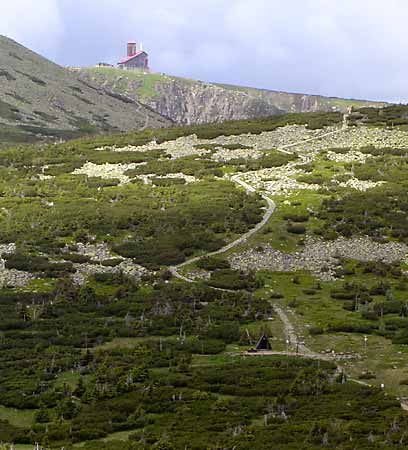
[127,42,137,57]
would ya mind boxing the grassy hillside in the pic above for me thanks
[0,36,171,147]
[0,109,407,448]
[82,67,168,100]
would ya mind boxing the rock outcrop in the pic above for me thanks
[147,78,281,125]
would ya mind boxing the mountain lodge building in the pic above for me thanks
[118,42,149,71]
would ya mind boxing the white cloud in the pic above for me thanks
[3,0,408,102]
[0,0,63,58]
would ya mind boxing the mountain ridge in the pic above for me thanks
[216,82,388,113]
[78,66,388,126]
[0,35,390,147]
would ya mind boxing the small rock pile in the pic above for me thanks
[135,173,198,184]
[105,136,212,159]
[63,242,148,285]
[211,148,264,161]
[326,150,372,163]
[237,157,321,196]
[0,243,34,288]
[38,174,54,181]
[71,242,114,261]
[72,259,148,285]
[0,269,35,288]
[72,161,146,184]
[337,178,386,191]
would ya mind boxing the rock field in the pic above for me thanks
[71,125,408,195]
[97,126,332,160]
[289,126,408,153]
[4,123,407,287]
[0,269,34,288]
[229,237,408,281]
[94,124,408,162]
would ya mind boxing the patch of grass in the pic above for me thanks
[54,371,81,390]
[0,99,20,121]
[85,67,167,99]
[33,110,58,123]
[0,405,34,428]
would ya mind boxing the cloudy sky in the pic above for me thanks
[1,0,408,102]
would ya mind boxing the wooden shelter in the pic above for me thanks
[255,333,272,351]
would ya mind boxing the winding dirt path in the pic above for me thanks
[169,116,407,411]
[170,115,349,280]
[277,120,348,154]
[169,176,276,282]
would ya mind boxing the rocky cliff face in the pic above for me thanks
[78,69,282,125]
[146,78,281,125]
[217,84,388,114]
[79,67,388,126]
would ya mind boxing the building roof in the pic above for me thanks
[255,333,272,351]
[118,51,148,65]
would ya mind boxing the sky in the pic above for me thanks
[1,0,408,103]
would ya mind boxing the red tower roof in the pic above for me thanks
[118,50,147,64]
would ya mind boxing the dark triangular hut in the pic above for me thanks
[255,333,272,351]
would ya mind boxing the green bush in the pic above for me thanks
[197,256,231,271]
[287,224,306,234]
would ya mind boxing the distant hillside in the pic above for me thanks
[77,68,283,125]
[0,34,389,148]
[0,36,170,147]
[217,83,388,114]
[78,67,388,126]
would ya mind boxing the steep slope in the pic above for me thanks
[0,36,171,146]
[78,67,388,126]
[77,68,282,125]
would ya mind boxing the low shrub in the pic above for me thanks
[287,224,306,234]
